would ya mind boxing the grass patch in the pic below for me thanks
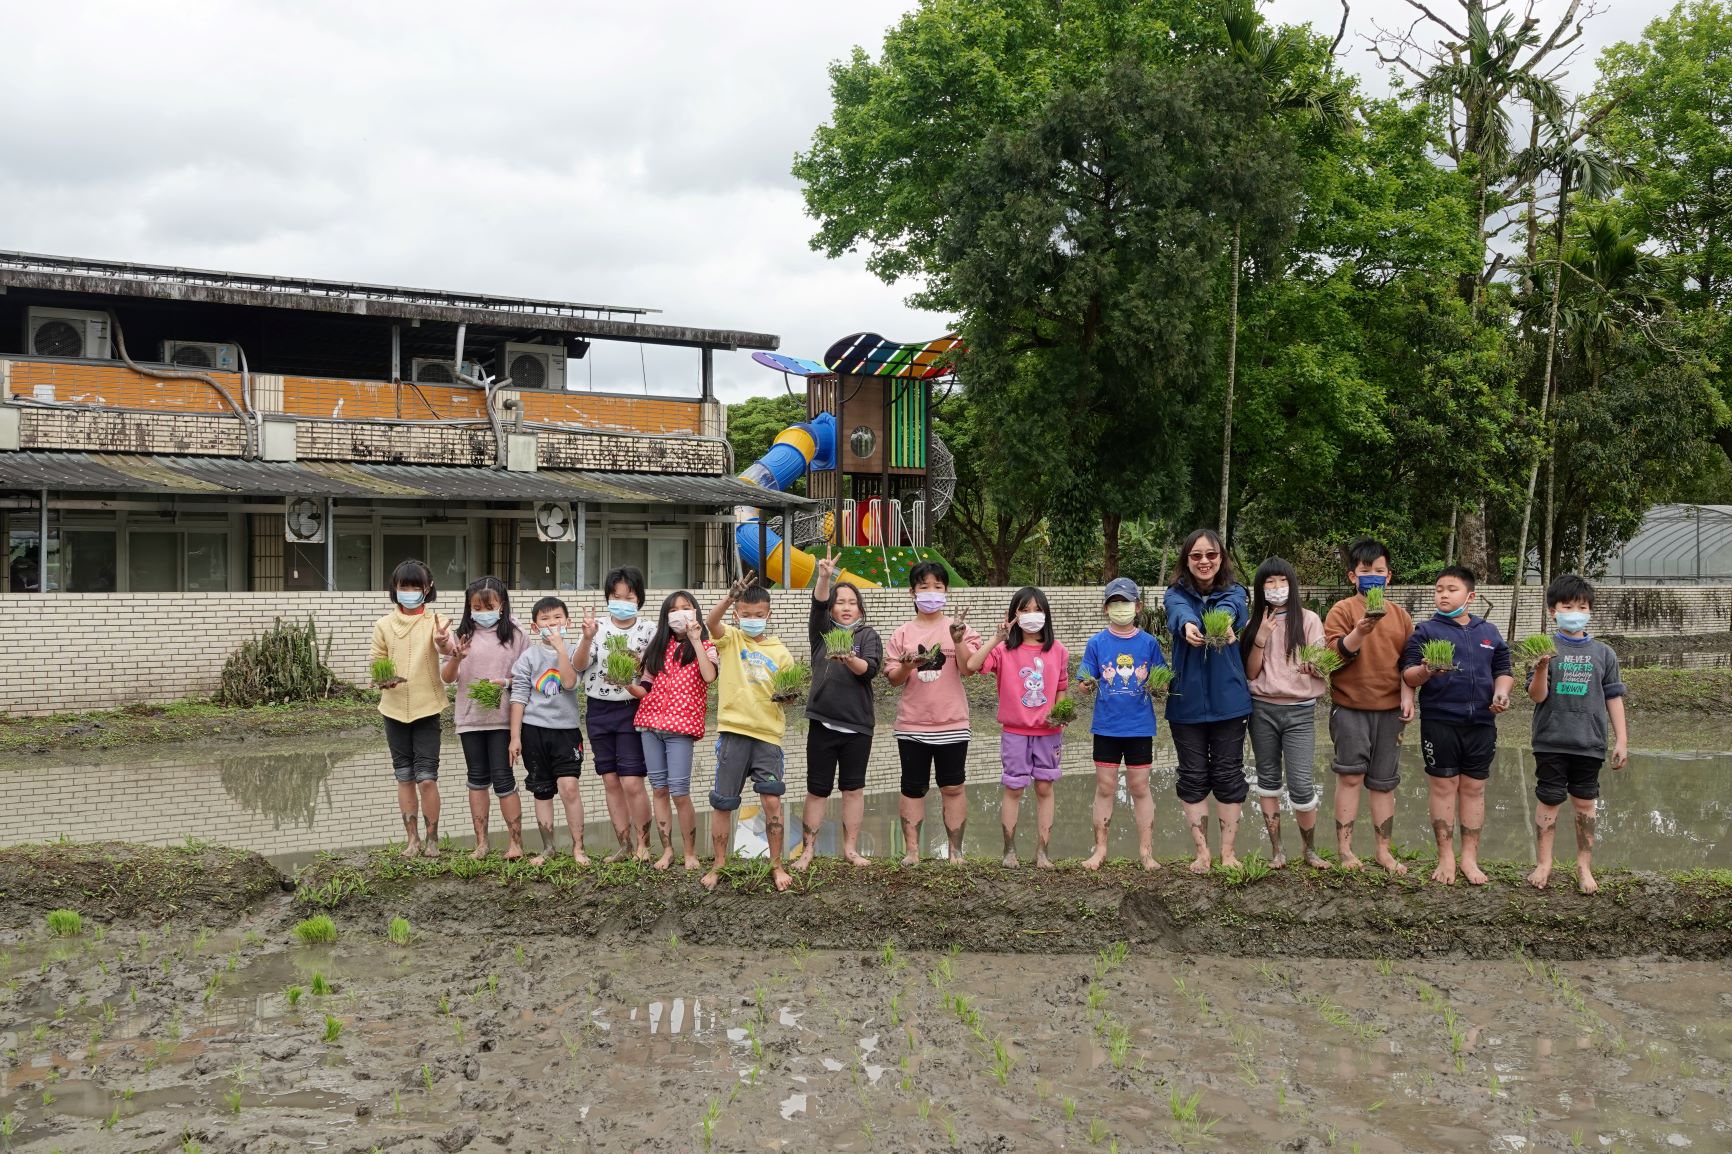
[293,915,338,945]
[45,909,83,936]
[386,916,413,946]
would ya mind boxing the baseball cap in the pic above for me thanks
[1103,577,1140,603]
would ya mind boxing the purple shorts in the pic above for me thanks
[1000,732,1063,790]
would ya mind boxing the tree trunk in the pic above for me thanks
[1218,221,1242,541]
[1542,415,1557,593]
[1460,504,1490,580]
[1446,501,1459,566]
[1102,512,1122,581]
[1577,508,1590,573]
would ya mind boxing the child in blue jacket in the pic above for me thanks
[1163,528,1253,874]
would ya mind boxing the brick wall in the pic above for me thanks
[2,584,1728,717]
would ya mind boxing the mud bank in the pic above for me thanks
[7,844,1730,960]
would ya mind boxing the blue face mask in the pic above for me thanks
[1439,603,1468,619]
[607,599,639,621]
[471,610,501,629]
[396,589,425,610]
[738,617,768,638]
[1555,610,1591,633]
[1356,574,1388,594]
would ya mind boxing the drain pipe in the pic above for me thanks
[450,323,512,470]
[38,488,48,593]
[109,312,255,459]
[232,340,263,457]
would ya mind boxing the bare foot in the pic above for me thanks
[1141,855,1162,873]
[700,870,720,891]
[1338,852,1365,871]
[634,845,652,863]
[528,853,548,867]
[503,843,523,862]
[1460,858,1488,886]
[948,851,966,865]
[1305,849,1332,870]
[1269,851,1288,870]
[422,841,442,859]
[1372,849,1406,876]
[572,848,591,866]
[1081,848,1107,871]
[400,841,422,860]
[1219,852,1241,870]
[653,850,674,872]
[469,843,490,862]
[844,851,871,868]
[900,852,919,867]
[683,855,702,871]
[1188,851,1212,875]
[790,849,815,872]
[1431,857,1457,885]
[1001,850,1020,868]
[604,842,630,864]
[1527,863,1552,890]
[1035,850,1054,870]
[1576,863,1597,895]
[772,867,793,893]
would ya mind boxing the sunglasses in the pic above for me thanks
[1188,551,1221,562]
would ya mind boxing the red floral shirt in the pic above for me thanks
[633,636,717,738]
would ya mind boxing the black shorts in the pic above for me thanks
[520,723,584,801]
[807,725,872,797]
[459,730,515,796]
[587,696,647,777]
[897,738,968,798]
[1169,718,1250,804]
[1533,751,1602,805]
[1092,734,1154,769]
[1420,718,1495,780]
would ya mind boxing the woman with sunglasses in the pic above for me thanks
[1163,528,1253,873]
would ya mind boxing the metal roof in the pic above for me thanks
[0,451,815,508]
[1605,504,1732,584]
[0,250,780,352]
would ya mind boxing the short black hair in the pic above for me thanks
[531,595,569,622]
[1546,573,1596,609]
[1437,565,1477,590]
[829,580,867,621]
[388,559,436,605]
[738,585,772,607]
[604,566,646,606]
[1344,538,1391,571]
[908,560,949,590]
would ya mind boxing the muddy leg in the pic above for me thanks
[600,773,632,862]
[1082,764,1115,871]
[840,790,869,866]
[898,795,924,866]
[396,782,421,857]
[1529,801,1560,889]
[1296,807,1329,869]
[1258,794,1286,868]
[1457,778,1488,885]
[467,787,492,861]
[793,794,825,871]
[764,795,792,892]
[500,792,524,861]
[700,810,730,890]
[652,787,676,871]
[1182,800,1212,873]
[674,795,700,870]
[1127,766,1158,871]
[999,786,1023,867]
[1571,798,1598,894]
[1216,799,1241,869]
[1368,788,1403,874]
[530,796,558,867]
[1033,779,1056,868]
[1333,773,1364,870]
[417,780,442,858]
[556,777,589,865]
[1428,776,1458,885]
[623,776,653,862]
[940,784,967,863]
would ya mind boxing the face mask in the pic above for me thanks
[1017,612,1046,634]
[667,610,695,633]
[1439,603,1468,619]
[396,589,424,610]
[1556,610,1591,633]
[537,624,565,642]
[471,610,501,629]
[914,592,947,614]
[1356,574,1388,594]
[738,617,768,638]
[607,599,639,621]
[1105,602,1137,627]
[1265,587,1290,607]
[830,615,861,632]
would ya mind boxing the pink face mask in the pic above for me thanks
[914,592,947,614]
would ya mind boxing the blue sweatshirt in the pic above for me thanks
[1162,582,1253,725]
[1400,613,1512,726]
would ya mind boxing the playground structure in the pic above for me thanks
[733,333,961,588]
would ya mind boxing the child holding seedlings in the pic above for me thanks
[1323,538,1415,873]
[573,566,657,862]
[792,554,883,871]
[508,596,589,867]
[703,577,798,892]
[967,587,1069,868]
[629,591,717,872]
[884,561,983,864]
[1163,529,1253,874]
[1525,574,1628,894]
[441,576,530,861]
[1074,578,1166,872]
[1401,566,1514,886]
[1242,558,1329,870]
[371,559,451,860]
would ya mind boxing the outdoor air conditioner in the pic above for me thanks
[25,307,111,359]
[283,496,327,545]
[410,358,483,385]
[500,342,566,391]
[534,502,579,543]
[160,340,240,371]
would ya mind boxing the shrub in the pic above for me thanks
[217,617,337,707]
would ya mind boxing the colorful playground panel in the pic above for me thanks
[823,333,963,380]
[751,351,832,377]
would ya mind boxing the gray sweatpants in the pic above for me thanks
[1249,699,1319,810]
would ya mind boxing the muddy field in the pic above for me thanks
[1,846,1731,1152]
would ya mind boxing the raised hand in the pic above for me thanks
[816,555,838,582]
[729,570,757,600]
[949,605,971,645]
[580,611,599,641]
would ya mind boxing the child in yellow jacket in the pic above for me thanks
[371,559,454,858]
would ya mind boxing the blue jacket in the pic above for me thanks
[1162,582,1253,725]
[1400,613,1512,726]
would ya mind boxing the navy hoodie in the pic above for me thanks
[1162,582,1253,725]
[1400,613,1512,726]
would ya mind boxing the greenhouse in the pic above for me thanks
[1602,505,1732,585]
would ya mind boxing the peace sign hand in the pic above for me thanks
[949,606,971,645]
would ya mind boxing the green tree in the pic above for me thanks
[724,392,808,486]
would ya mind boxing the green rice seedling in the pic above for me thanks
[821,626,856,658]
[1062,1097,1077,1121]
[699,1096,722,1150]
[1,1112,19,1140]
[421,1063,434,1092]
[1106,1022,1131,1067]
[1421,639,1457,673]
[1513,634,1556,663]
[1297,643,1344,680]
[514,945,527,965]
[370,658,400,687]
[1168,1087,1203,1123]
[436,992,451,1015]
[224,1087,242,1114]
[1087,1118,1109,1145]
[770,661,811,703]
[101,1105,120,1130]
[988,1036,1013,1085]
[310,971,332,996]
[603,634,640,687]
[285,984,304,1009]
[182,1137,202,1154]
[45,909,83,937]
[1202,609,1235,648]
[1044,696,1078,726]
[1143,664,1174,697]
[293,915,337,945]
[465,678,504,709]
[386,917,412,946]
[1363,584,1387,617]
[322,1014,343,1043]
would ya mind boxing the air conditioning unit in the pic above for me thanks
[160,340,240,371]
[283,496,327,544]
[534,502,579,543]
[25,307,111,360]
[409,358,483,385]
[500,342,566,391]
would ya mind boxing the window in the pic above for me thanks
[286,529,371,591]
[608,536,649,581]
[6,514,43,592]
[383,532,466,592]
[59,529,117,592]
[129,528,232,592]
[649,536,689,589]
[519,539,577,590]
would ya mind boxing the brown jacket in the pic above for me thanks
[1323,595,1414,712]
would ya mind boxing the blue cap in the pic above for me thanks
[1103,577,1140,603]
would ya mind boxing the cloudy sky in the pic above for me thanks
[0,1,1656,403]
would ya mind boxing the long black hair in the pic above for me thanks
[1005,586,1055,651]
[1242,556,1305,664]
[455,575,518,646]
[1174,528,1234,595]
[643,590,709,676]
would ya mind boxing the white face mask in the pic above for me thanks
[1265,586,1290,607]
[1017,612,1046,634]
[667,610,695,633]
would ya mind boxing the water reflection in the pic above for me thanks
[219,748,336,829]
